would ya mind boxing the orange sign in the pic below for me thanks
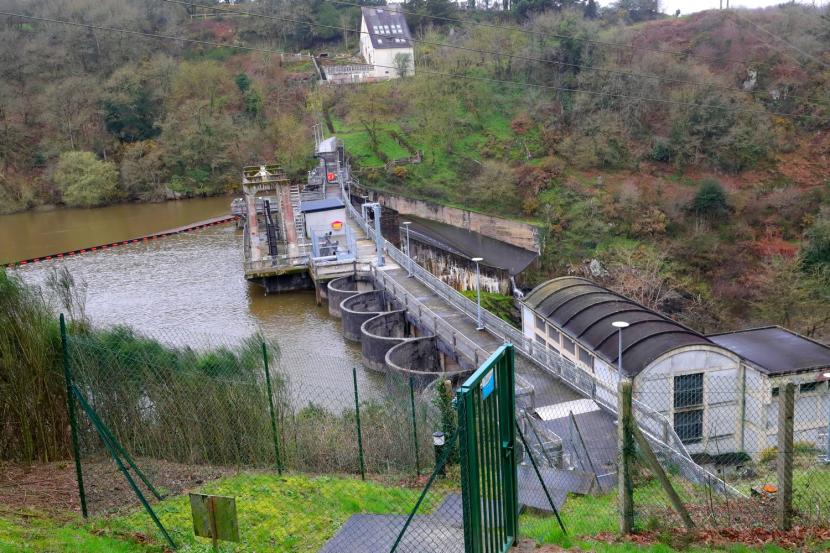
[331,220,343,231]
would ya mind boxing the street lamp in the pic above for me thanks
[823,371,830,463]
[472,257,484,331]
[611,321,630,374]
[402,221,413,277]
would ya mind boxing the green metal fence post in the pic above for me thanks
[389,431,460,553]
[408,376,421,476]
[60,314,87,519]
[262,342,283,475]
[71,384,176,550]
[352,367,366,480]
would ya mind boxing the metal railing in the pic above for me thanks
[343,181,742,496]
[370,265,490,368]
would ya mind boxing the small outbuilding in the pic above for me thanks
[301,197,346,239]
[521,277,830,459]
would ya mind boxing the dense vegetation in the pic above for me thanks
[1,1,828,338]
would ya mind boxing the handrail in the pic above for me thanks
[335,155,740,494]
[370,265,490,367]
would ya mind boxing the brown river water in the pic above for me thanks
[1,197,380,396]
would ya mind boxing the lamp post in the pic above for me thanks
[824,371,830,463]
[611,321,630,374]
[402,221,413,277]
[433,431,446,475]
[472,257,484,331]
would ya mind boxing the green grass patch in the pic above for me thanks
[1,473,442,553]
[462,291,518,326]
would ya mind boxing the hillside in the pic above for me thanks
[0,0,828,337]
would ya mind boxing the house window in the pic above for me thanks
[562,336,575,355]
[674,373,704,444]
[534,333,545,345]
[578,347,594,370]
[535,314,545,330]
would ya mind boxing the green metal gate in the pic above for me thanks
[458,344,519,553]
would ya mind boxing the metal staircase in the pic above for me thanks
[289,183,306,243]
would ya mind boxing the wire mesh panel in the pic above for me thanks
[61,321,471,551]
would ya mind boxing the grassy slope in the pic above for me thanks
[4,472,829,552]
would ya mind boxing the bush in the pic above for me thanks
[803,216,830,270]
[688,178,730,220]
[53,151,119,208]
[649,138,672,162]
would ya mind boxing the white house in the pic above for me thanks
[521,277,830,461]
[360,6,415,80]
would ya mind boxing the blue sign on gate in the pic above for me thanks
[480,369,495,399]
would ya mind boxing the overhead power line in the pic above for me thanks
[324,0,777,70]
[164,0,826,111]
[0,10,825,123]
[730,9,830,70]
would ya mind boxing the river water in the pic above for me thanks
[2,198,379,397]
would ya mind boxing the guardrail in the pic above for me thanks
[343,181,741,495]
[370,265,490,369]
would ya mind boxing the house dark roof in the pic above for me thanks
[524,277,713,377]
[708,327,830,376]
[361,7,412,50]
[300,197,344,214]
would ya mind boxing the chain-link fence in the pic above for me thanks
[64,322,475,551]
[625,372,830,537]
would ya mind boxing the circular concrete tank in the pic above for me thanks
[340,290,387,342]
[327,275,374,318]
[360,310,407,372]
[385,336,468,387]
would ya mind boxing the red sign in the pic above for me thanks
[331,220,343,231]
[327,172,336,182]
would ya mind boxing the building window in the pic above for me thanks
[771,387,779,398]
[547,324,560,344]
[799,382,819,393]
[674,373,703,444]
[674,411,703,445]
[562,336,575,355]
[578,347,594,370]
[535,314,545,330]
[534,333,545,345]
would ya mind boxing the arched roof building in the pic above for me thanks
[523,276,712,377]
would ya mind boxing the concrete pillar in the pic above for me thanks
[246,192,262,261]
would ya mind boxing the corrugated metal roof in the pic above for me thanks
[361,7,413,50]
[709,327,830,375]
[524,277,712,376]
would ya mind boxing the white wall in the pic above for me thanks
[764,372,830,453]
[304,208,346,238]
[634,346,742,455]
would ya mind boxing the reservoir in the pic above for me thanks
[2,198,380,395]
